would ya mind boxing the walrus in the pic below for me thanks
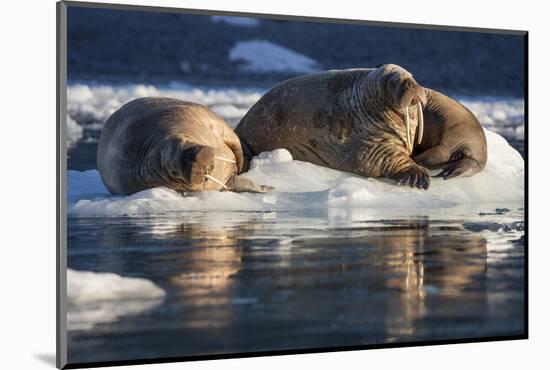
[235,64,487,190]
[97,97,272,195]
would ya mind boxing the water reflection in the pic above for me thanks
[146,216,487,341]
[168,223,242,328]
[67,212,521,363]
[370,225,487,340]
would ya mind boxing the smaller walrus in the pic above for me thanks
[236,64,487,189]
[97,97,272,195]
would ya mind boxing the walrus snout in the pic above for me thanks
[376,64,426,109]
[180,145,216,189]
[399,83,427,109]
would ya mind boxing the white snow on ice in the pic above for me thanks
[229,40,320,73]
[66,114,83,148]
[67,128,523,218]
[458,96,525,139]
[211,15,260,27]
[67,269,165,330]
[67,83,262,130]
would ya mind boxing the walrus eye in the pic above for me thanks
[387,76,399,92]
[404,79,415,89]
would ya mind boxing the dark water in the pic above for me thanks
[67,209,525,365]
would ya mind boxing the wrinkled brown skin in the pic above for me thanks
[236,64,432,189]
[412,89,487,179]
[97,97,271,195]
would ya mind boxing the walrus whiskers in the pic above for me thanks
[205,174,228,189]
[417,101,424,144]
[214,156,236,164]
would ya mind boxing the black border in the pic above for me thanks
[64,334,526,369]
[523,32,529,339]
[57,1,529,369]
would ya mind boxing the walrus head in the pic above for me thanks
[370,64,427,150]
[180,145,238,191]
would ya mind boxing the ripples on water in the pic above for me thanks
[67,207,524,363]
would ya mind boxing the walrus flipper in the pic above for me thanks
[413,145,450,168]
[392,165,431,190]
[415,144,485,180]
[358,143,431,190]
[436,157,482,180]
[225,175,274,193]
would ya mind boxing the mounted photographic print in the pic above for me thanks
[56,1,527,368]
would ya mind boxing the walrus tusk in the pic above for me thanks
[404,106,411,151]
[205,174,228,189]
[417,101,424,144]
[214,156,236,164]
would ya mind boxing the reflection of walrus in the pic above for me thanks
[412,89,487,179]
[97,97,271,195]
[236,64,486,189]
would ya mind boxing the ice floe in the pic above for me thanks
[458,96,524,139]
[67,128,523,218]
[67,269,165,303]
[228,40,320,73]
[66,114,83,148]
[211,15,260,27]
[67,269,165,330]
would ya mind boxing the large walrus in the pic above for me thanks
[235,64,487,190]
[97,97,271,195]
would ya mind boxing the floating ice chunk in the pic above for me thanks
[68,299,164,331]
[458,97,524,139]
[250,148,293,168]
[66,114,83,147]
[68,185,273,217]
[493,110,507,121]
[211,15,259,27]
[210,104,249,120]
[67,269,165,304]
[229,40,320,73]
[328,180,377,206]
[67,84,93,104]
[67,269,165,330]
